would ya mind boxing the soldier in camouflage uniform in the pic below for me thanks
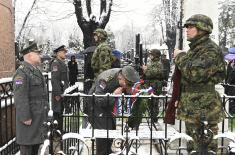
[50,45,69,132]
[13,42,49,155]
[91,28,114,78]
[174,14,226,153]
[142,49,164,95]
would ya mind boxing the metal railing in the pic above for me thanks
[0,76,235,154]
[0,78,18,155]
[58,92,235,155]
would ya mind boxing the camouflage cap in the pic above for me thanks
[184,14,213,34]
[149,49,161,58]
[94,28,108,40]
[20,42,41,55]
[121,66,140,83]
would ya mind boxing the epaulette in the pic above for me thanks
[18,64,32,75]
[106,75,114,82]
[18,65,24,69]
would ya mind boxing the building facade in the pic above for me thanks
[0,0,15,78]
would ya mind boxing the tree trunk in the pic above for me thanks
[73,0,113,49]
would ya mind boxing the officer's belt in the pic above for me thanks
[182,84,215,93]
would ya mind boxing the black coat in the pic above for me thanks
[87,68,121,129]
[225,60,235,95]
[68,60,78,85]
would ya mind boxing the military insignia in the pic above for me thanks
[19,65,24,69]
[15,75,23,85]
[52,65,58,71]
[107,75,114,82]
[99,79,107,90]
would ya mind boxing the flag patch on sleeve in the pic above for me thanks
[15,76,23,85]
[52,65,58,71]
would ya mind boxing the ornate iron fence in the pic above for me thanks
[0,76,235,154]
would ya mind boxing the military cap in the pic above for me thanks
[149,49,161,57]
[184,14,213,34]
[53,45,67,53]
[94,28,108,40]
[121,66,140,83]
[20,42,41,55]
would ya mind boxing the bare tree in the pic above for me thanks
[73,0,113,49]
[151,0,179,60]
[16,0,39,42]
[162,0,178,60]
[219,0,235,50]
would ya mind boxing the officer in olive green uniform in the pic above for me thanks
[87,66,143,155]
[51,45,69,132]
[13,42,49,155]
[174,14,226,153]
[91,28,114,78]
[142,49,164,95]
[87,67,121,155]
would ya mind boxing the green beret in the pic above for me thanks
[20,42,41,55]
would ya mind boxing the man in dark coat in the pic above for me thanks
[225,59,235,115]
[87,68,121,155]
[161,53,171,81]
[13,42,49,155]
[50,45,69,132]
[68,55,78,86]
[87,66,140,155]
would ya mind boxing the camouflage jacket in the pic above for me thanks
[91,41,114,78]
[144,57,164,95]
[175,34,226,124]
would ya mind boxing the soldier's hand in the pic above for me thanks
[55,95,61,101]
[23,119,32,126]
[173,49,183,58]
[142,65,147,73]
[175,100,179,107]
[113,87,123,95]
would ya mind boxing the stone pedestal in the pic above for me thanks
[0,0,15,78]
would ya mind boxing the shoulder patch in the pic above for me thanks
[15,75,24,85]
[52,65,58,72]
[99,79,107,90]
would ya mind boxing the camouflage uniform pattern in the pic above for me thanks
[144,57,164,95]
[184,14,213,34]
[91,29,114,78]
[186,122,218,153]
[175,34,226,152]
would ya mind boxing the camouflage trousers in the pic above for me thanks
[185,122,218,153]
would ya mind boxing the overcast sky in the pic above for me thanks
[15,0,159,45]
[107,0,159,31]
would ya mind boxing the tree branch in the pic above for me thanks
[16,0,38,41]
[74,0,85,26]
[100,0,106,15]
[86,0,91,17]
[99,0,112,28]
